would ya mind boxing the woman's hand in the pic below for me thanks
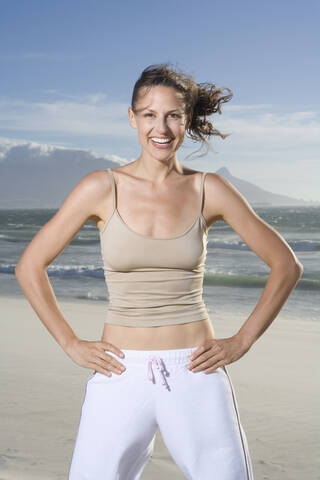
[65,338,126,377]
[187,334,251,374]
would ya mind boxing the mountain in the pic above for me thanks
[215,167,317,206]
[0,143,317,208]
[0,144,119,209]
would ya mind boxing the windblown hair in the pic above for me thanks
[130,62,233,159]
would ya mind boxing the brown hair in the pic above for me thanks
[130,62,233,160]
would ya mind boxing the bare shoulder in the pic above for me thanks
[15,169,112,270]
[202,172,237,226]
[74,169,110,195]
[75,169,113,223]
[204,172,254,221]
[68,168,112,205]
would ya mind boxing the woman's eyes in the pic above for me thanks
[144,113,181,118]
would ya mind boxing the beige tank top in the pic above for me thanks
[99,168,210,327]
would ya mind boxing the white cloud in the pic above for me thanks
[0,136,28,159]
[225,104,272,111]
[0,95,131,136]
[27,141,68,156]
[0,136,129,166]
[104,153,129,165]
[213,108,320,148]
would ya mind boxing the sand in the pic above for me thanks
[1,295,319,479]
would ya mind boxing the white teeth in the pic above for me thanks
[151,137,171,144]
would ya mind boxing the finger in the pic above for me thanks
[188,349,217,369]
[189,345,206,360]
[106,363,124,375]
[190,358,213,372]
[94,359,124,376]
[90,363,112,377]
[190,352,224,372]
[99,342,125,359]
[190,342,216,361]
[203,360,225,374]
[96,351,126,371]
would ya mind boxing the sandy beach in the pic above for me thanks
[1,294,319,479]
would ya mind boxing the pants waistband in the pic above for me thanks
[106,346,198,365]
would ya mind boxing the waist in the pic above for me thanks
[101,317,215,350]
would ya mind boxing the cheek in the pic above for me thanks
[175,138,185,150]
[177,127,186,140]
[137,128,148,141]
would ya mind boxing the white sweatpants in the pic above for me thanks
[68,346,254,479]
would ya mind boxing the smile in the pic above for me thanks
[150,137,172,144]
[150,137,174,149]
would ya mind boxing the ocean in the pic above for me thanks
[0,206,319,324]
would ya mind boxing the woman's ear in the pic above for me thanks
[128,107,137,129]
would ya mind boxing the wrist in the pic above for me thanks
[235,330,256,352]
[61,334,80,354]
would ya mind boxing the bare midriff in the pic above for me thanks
[100,317,215,350]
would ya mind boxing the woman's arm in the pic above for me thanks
[15,170,125,376]
[206,173,304,350]
[187,172,304,374]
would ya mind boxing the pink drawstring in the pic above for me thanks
[148,355,169,390]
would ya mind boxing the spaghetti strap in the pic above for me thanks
[199,172,207,215]
[107,169,116,212]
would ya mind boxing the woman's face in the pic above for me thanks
[128,85,189,161]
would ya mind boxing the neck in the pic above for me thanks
[131,156,184,183]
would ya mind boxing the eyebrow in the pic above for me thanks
[141,108,183,113]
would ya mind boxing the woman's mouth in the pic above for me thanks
[150,137,173,149]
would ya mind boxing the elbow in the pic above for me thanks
[15,257,47,278]
[15,261,28,280]
[15,259,41,280]
[272,254,303,275]
[290,257,304,278]
[296,260,304,276]
[279,257,304,280]
[290,261,304,290]
[15,252,28,278]
[15,261,22,277]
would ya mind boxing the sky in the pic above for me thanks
[1,0,319,201]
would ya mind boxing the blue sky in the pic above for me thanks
[1,0,319,200]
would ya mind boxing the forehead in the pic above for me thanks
[135,85,185,111]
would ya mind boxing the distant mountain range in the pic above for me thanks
[214,167,318,206]
[0,143,318,208]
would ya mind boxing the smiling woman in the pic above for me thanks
[129,63,233,161]
[15,62,303,480]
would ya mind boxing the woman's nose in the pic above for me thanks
[154,116,170,132]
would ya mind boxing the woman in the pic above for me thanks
[15,63,303,480]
